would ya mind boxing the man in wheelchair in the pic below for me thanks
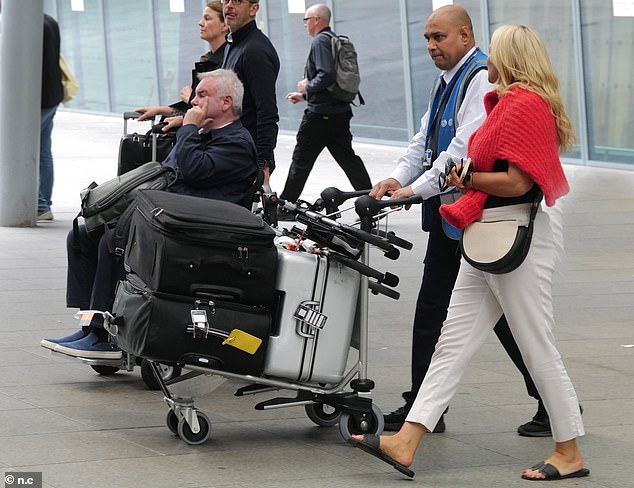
[40,69,258,359]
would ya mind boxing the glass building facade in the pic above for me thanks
[45,0,634,168]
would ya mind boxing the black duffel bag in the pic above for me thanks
[110,276,271,375]
[124,190,278,308]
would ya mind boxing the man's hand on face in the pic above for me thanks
[184,97,213,129]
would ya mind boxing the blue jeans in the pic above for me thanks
[39,106,58,212]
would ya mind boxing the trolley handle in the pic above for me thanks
[272,195,398,255]
[368,281,400,300]
[315,187,371,213]
[370,228,413,251]
[354,194,424,220]
[124,111,143,120]
[330,253,399,288]
[340,224,399,256]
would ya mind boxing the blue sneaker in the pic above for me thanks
[40,329,88,351]
[55,332,122,359]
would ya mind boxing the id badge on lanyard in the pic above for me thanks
[423,148,433,170]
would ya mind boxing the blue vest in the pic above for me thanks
[422,48,487,239]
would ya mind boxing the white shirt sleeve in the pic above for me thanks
[389,69,494,200]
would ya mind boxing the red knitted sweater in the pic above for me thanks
[439,86,569,229]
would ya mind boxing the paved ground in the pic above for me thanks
[0,110,633,487]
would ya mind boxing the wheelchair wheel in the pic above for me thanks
[338,403,384,441]
[90,365,120,376]
[305,402,342,427]
[140,359,182,390]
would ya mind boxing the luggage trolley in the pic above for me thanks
[106,188,420,445]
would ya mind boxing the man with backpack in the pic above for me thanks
[278,3,371,218]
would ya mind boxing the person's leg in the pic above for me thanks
[492,212,585,477]
[55,232,124,358]
[493,316,541,400]
[384,212,460,430]
[88,233,126,340]
[324,111,372,191]
[493,314,552,436]
[41,225,100,349]
[66,225,100,310]
[279,110,327,203]
[39,106,57,215]
[378,262,503,466]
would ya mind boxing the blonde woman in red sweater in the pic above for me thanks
[350,24,588,482]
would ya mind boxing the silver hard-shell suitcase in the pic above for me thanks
[263,248,360,384]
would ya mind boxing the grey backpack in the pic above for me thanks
[323,32,364,105]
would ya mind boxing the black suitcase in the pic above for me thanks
[125,190,278,307]
[110,276,271,374]
[118,112,174,175]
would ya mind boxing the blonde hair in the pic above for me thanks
[489,24,575,152]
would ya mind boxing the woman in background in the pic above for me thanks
[135,1,228,123]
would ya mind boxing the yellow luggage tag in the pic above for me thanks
[222,329,262,355]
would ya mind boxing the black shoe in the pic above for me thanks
[383,405,445,433]
[517,416,551,437]
[517,404,583,437]
[383,405,408,431]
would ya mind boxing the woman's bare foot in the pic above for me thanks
[351,421,427,467]
[521,439,586,480]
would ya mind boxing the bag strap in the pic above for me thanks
[528,188,543,225]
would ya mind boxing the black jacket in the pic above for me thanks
[305,28,350,114]
[162,120,257,204]
[42,14,63,109]
[223,21,280,169]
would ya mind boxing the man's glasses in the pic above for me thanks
[221,0,257,5]
[303,16,318,23]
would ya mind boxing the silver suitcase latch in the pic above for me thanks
[294,301,327,338]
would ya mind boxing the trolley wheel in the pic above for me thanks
[140,359,182,390]
[338,403,384,441]
[305,402,342,427]
[177,411,211,445]
[90,365,120,376]
[166,410,179,435]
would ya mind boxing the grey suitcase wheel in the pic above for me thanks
[177,411,211,445]
[140,359,181,390]
[305,403,342,427]
[90,365,120,376]
[338,403,384,440]
[166,410,179,435]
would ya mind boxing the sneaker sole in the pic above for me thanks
[40,339,59,351]
[54,344,122,359]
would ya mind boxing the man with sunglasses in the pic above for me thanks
[220,0,280,184]
[370,4,551,437]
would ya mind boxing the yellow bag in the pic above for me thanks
[59,53,79,104]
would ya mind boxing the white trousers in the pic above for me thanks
[406,204,585,442]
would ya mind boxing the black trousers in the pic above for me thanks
[401,210,541,407]
[66,225,126,329]
[280,109,372,203]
